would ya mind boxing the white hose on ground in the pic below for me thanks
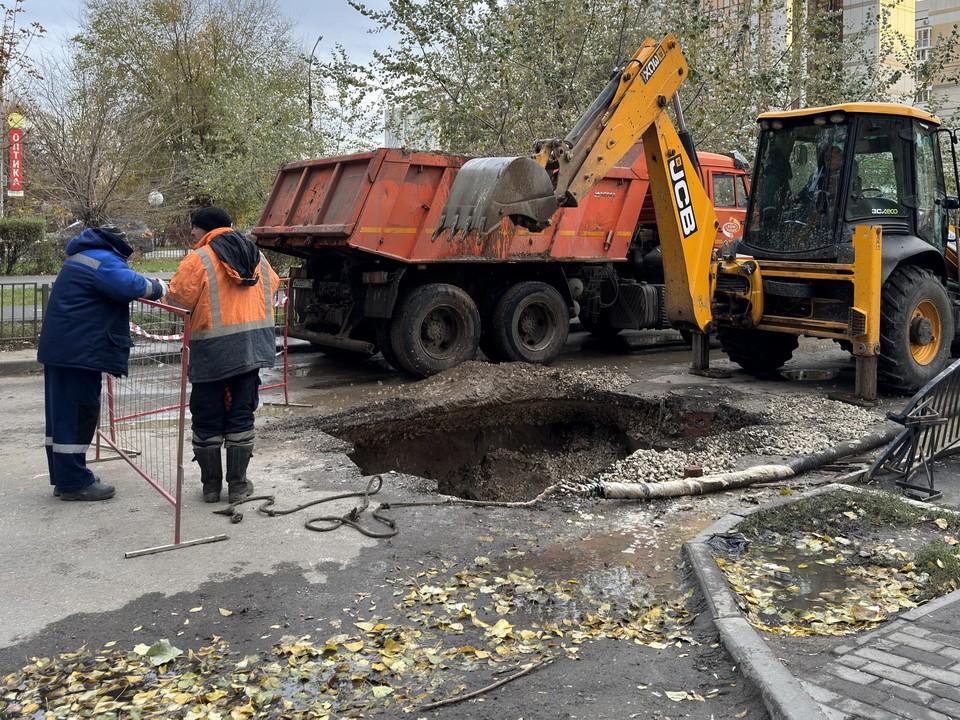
[580,425,904,501]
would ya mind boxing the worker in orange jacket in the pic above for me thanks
[166,207,280,503]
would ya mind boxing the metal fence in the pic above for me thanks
[96,282,291,557]
[1,273,287,350]
[0,280,50,344]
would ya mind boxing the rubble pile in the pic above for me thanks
[590,395,886,486]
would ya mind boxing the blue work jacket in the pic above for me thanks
[37,228,162,376]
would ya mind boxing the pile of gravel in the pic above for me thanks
[589,394,886,486]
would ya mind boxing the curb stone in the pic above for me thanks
[0,353,40,376]
[683,484,847,720]
[686,481,960,720]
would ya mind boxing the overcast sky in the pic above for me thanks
[20,0,392,65]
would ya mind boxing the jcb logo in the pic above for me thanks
[669,156,698,237]
[640,48,664,83]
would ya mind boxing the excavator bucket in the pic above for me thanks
[434,156,559,238]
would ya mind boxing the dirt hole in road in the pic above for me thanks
[322,389,755,501]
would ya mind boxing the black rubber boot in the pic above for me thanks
[226,444,255,503]
[193,446,223,503]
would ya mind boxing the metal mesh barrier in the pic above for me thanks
[96,286,291,556]
[868,357,960,500]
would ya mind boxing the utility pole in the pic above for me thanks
[307,35,322,132]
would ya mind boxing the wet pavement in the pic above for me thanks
[6,336,960,720]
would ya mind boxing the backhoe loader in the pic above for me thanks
[436,35,960,399]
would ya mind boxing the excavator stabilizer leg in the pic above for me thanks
[434,156,559,238]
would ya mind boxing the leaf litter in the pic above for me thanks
[713,488,960,637]
[1,555,703,719]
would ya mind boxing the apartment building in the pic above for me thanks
[916,0,960,118]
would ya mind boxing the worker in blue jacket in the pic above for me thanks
[37,225,166,501]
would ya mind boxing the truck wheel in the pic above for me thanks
[491,281,569,364]
[375,321,402,371]
[311,343,375,361]
[579,311,622,339]
[717,328,798,372]
[391,283,481,377]
[879,265,953,394]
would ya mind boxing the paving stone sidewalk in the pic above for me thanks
[799,589,960,720]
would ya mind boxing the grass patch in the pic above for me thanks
[0,285,48,305]
[717,488,960,634]
[915,540,960,600]
[737,487,960,537]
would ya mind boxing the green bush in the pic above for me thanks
[0,217,46,275]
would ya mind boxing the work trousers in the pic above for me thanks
[189,369,261,444]
[43,366,102,492]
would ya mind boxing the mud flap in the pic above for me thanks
[434,156,559,238]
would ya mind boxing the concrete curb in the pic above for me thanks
[682,486,852,720]
[0,356,40,376]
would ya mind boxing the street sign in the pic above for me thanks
[8,127,22,195]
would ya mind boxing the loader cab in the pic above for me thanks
[743,103,957,264]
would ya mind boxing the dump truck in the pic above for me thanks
[252,143,749,376]
[428,35,960,399]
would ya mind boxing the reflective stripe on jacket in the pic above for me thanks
[167,228,280,383]
[37,227,157,376]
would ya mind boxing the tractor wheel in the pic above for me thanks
[390,283,481,377]
[717,328,799,373]
[489,281,569,364]
[879,265,953,394]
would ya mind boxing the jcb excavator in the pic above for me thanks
[436,34,960,399]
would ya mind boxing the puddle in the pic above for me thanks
[745,544,877,615]
[711,531,915,633]
[495,510,718,621]
[325,393,756,501]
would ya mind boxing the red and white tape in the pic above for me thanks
[129,322,184,341]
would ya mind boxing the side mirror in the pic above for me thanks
[942,196,960,210]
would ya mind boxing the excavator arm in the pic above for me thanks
[536,37,702,210]
[434,35,719,332]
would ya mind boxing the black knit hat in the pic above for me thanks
[99,225,127,241]
[191,207,232,232]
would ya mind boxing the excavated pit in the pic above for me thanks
[321,389,756,501]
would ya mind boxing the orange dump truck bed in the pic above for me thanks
[253,145,675,263]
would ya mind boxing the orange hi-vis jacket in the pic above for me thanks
[167,227,280,383]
